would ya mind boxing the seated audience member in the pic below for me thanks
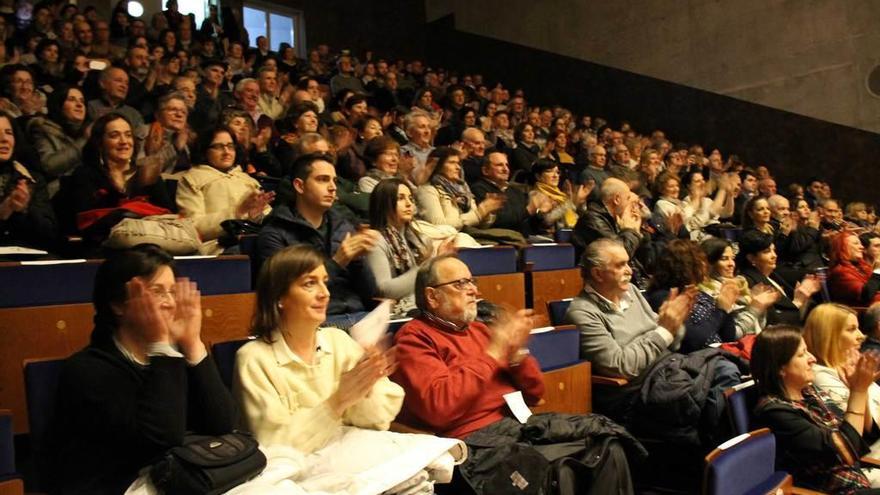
[507,121,540,178]
[416,147,502,231]
[828,231,880,306]
[471,150,550,237]
[572,177,645,269]
[758,176,777,198]
[817,198,845,232]
[175,126,273,251]
[803,303,880,453]
[137,91,192,175]
[861,303,880,354]
[647,239,775,353]
[0,65,45,117]
[335,114,379,181]
[63,112,173,246]
[399,110,435,180]
[365,178,456,317]
[26,85,89,196]
[752,326,880,493]
[221,108,281,177]
[529,158,589,236]
[0,111,57,251]
[232,78,263,124]
[699,237,778,337]
[565,238,694,417]
[460,126,488,184]
[392,254,644,492]
[651,171,688,236]
[579,144,609,199]
[846,201,871,228]
[50,245,236,493]
[87,66,145,129]
[234,245,402,452]
[737,230,820,325]
[257,152,378,324]
[678,170,734,241]
[392,253,544,437]
[191,58,227,136]
[784,197,825,272]
[862,232,880,267]
[357,136,401,193]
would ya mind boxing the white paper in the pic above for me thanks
[0,246,49,256]
[529,326,555,334]
[349,300,392,348]
[529,243,559,246]
[503,391,533,424]
[172,255,218,260]
[21,258,86,265]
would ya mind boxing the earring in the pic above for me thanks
[277,302,283,309]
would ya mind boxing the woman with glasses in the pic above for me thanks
[176,126,273,253]
[50,244,235,493]
[357,136,401,193]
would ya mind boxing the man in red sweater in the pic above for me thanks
[391,254,544,438]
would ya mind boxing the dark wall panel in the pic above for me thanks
[426,15,880,203]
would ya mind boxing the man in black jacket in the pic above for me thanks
[471,151,546,236]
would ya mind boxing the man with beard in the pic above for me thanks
[123,46,150,114]
[565,238,693,419]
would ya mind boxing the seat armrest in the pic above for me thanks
[592,375,629,387]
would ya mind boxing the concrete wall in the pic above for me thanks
[426,0,880,133]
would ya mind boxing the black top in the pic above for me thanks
[739,264,804,325]
[49,326,236,494]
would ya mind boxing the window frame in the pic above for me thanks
[242,1,305,58]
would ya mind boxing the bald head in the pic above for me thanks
[768,194,790,221]
[461,127,485,158]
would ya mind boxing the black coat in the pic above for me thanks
[470,178,538,235]
[49,325,236,494]
[739,265,805,325]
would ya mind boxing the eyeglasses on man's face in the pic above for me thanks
[430,278,477,291]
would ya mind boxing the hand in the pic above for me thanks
[657,287,696,338]
[748,284,780,314]
[0,180,31,220]
[398,151,415,178]
[329,346,396,416]
[173,129,188,151]
[122,277,171,344]
[478,193,505,216]
[252,126,271,152]
[237,190,274,219]
[843,352,880,393]
[716,279,740,312]
[666,211,684,235]
[794,274,821,304]
[333,229,381,267]
[567,181,591,207]
[168,278,204,360]
[486,309,534,365]
[617,205,642,231]
[807,211,821,230]
[144,122,165,156]
[436,236,457,256]
[779,216,793,235]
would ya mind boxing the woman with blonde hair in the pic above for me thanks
[803,303,880,455]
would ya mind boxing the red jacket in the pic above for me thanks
[391,316,545,439]
[829,260,880,306]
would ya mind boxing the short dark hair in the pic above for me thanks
[92,245,175,337]
[363,135,399,168]
[750,325,804,398]
[252,245,326,342]
[427,146,461,180]
[191,125,237,166]
[290,151,336,184]
[82,112,141,169]
[700,237,733,266]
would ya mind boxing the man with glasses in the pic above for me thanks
[392,254,543,439]
[393,254,642,491]
[136,92,191,175]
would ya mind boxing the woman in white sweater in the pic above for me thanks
[233,245,403,453]
[176,126,273,251]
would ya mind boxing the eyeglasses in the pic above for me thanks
[147,286,175,301]
[430,278,477,291]
[208,143,236,151]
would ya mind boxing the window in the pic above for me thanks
[242,2,304,55]
[176,0,209,28]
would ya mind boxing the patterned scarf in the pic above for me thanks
[759,386,869,494]
[535,181,577,227]
[430,174,472,213]
[382,225,426,273]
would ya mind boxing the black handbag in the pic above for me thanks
[150,432,267,495]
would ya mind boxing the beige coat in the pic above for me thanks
[415,184,494,230]
[176,164,270,241]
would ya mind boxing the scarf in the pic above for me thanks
[367,167,396,183]
[535,181,577,227]
[431,174,472,213]
[697,276,752,305]
[382,225,426,273]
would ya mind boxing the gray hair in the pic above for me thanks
[155,91,188,112]
[404,109,431,133]
[863,303,880,339]
[600,177,629,203]
[415,254,458,311]
[234,77,258,94]
[580,238,624,281]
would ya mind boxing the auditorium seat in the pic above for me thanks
[521,244,580,325]
[703,428,791,495]
[528,326,591,415]
[457,246,517,276]
[22,358,63,492]
[547,298,573,326]
[0,409,22,495]
[211,338,254,390]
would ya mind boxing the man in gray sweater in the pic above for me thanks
[565,237,694,420]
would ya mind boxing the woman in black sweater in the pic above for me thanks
[49,245,236,494]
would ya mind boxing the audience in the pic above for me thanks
[827,231,880,306]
